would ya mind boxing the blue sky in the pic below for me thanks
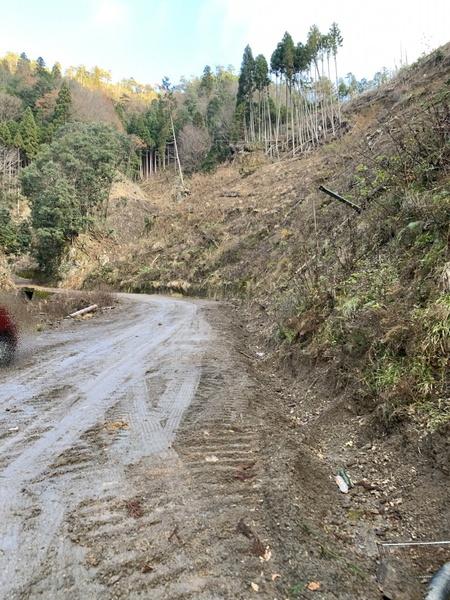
[0,0,449,85]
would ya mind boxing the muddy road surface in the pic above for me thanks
[0,294,279,599]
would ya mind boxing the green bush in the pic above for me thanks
[21,122,135,274]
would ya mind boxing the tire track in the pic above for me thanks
[0,295,276,599]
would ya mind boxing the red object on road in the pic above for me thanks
[0,306,17,364]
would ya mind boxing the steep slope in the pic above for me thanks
[77,44,449,432]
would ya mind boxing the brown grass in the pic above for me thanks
[41,288,115,320]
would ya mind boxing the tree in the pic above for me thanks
[9,52,36,108]
[199,65,214,97]
[13,131,24,150]
[329,22,343,87]
[236,45,256,142]
[160,77,185,189]
[51,62,62,81]
[53,81,72,126]
[254,55,270,92]
[21,122,134,273]
[19,107,39,160]
[34,56,53,99]
[0,92,22,121]
[23,161,80,272]
[307,25,322,77]
[0,122,12,146]
[237,45,255,105]
[178,123,211,172]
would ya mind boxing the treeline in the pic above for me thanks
[0,52,147,162]
[0,54,69,160]
[234,24,344,156]
[0,52,139,273]
[124,67,237,173]
[0,42,393,276]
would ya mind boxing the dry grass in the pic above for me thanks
[40,288,115,320]
[1,287,116,333]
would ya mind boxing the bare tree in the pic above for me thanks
[69,81,123,130]
[0,92,22,121]
[0,144,21,201]
[178,124,211,173]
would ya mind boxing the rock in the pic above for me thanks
[377,558,422,600]
[354,525,379,558]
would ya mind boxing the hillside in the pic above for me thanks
[74,44,449,431]
[1,39,449,597]
[51,45,450,595]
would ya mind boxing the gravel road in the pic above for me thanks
[0,294,272,599]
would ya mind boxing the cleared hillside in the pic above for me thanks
[74,44,449,432]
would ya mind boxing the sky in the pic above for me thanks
[0,0,449,85]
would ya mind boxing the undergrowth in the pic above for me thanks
[279,86,449,432]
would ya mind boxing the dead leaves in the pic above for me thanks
[125,498,144,518]
[105,420,129,432]
[307,581,321,591]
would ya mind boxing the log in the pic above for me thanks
[318,185,362,214]
[68,304,98,318]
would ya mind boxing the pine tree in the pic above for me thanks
[53,81,72,127]
[237,45,255,105]
[13,130,24,150]
[36,56,46,72]
[0,122,12,146]
[199,65,214,97]
[329,23,343,87]
[254,55,269,92]
[236,45,256,141]
[34,55,53,99]
[51,62,62,81]
[307,25,322,77]
[19,107,39,159]
[280,32,296,83]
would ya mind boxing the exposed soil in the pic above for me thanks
[1,292,448,599]
[242,310,450,599]
[0,294,294,599]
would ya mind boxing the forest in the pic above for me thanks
[0,23,393,275]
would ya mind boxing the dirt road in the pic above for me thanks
[0,294,276,599]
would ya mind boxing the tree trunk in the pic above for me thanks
[170,112,184,190]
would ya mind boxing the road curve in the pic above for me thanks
[0,294,270,599]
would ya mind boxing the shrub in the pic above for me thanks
[21,122,135,274]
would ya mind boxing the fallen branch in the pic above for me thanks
[381,540,450,548]
[319,185,362,214]
[68,304,98,318]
